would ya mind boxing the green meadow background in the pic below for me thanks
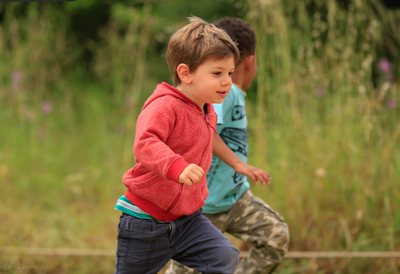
[0,0,399,273]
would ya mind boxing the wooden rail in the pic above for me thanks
[1,248,400,258]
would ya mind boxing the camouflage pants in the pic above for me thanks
[165,190,289,274]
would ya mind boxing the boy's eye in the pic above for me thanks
[229,72,234,77]
[213,72,221,76]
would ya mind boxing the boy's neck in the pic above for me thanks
[231,54,257,91]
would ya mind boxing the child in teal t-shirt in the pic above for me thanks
[204,83,250,213]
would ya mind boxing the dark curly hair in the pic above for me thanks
[213,17,257,64]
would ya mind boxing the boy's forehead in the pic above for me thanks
[201,56,236,68]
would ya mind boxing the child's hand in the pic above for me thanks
[179,164,204,186]
[234,163,271,186]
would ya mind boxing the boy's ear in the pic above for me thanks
[177,63,192,84]
[244,55,255,70]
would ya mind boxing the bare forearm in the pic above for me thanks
[212,132,271,186]
[212,133,242,169]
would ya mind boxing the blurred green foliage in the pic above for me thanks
[0,0,398,96]
[0,0,399,273]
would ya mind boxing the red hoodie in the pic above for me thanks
[122,82,218,222]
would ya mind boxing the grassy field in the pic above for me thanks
[1,0,399,273]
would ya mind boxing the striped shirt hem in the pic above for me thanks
[115,196,164,223]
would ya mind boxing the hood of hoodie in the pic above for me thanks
[143,82,212,115]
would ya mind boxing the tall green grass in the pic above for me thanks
[246,0,400,272]
[0,3,155,273]
[0,0,399,273]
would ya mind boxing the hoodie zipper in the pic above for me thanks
[204,114,217,133]
[162,114,214,222]
[199,112,216,165]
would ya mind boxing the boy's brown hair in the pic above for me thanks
[213,17,257,64]
[167,16,240,86]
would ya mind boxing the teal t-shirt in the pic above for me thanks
[203,84,250,214]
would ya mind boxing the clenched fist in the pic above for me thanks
[179,164,204,186]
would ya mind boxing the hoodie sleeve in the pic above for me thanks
[133,97,189,182]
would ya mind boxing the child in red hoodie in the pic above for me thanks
[114,16,240,274]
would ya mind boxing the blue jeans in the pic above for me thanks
[115,210,239,274]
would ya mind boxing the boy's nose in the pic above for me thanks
[222,75,232,86]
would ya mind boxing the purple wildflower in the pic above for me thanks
[12,70,22,92]
[378,59,393,73]
[315,87,325,97]
[12,71,21,83]
[387,99,395,110]
[41,101,53,114]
